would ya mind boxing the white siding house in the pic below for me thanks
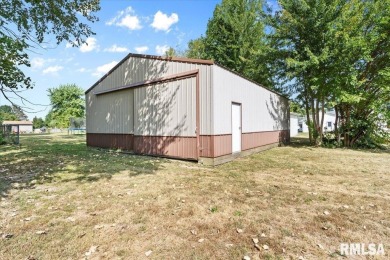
[299,111,337,133]
[290,113,300,137]
[2,121,33,133]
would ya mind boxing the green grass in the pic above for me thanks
[0,133,389,259]
[0,133,164,195]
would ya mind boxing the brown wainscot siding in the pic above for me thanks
[199,134,232,158]
[87,133,134,150]
[133,136,197,160]
[242,130,289,151]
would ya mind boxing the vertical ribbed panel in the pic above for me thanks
[199,135,232,158]
[133,77,196,137]
[213,135,232,157]
[87,56,213,136]
[133,136,197,159]
[241,130,289,151]
[86,89,134,134]
[87,133,134,150]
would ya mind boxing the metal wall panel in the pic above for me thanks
[212,65,289,135]
[133,77,196,137]
[88,56,213,135]
[242,130,289,151]
[199,135,232,158]
[133,136,197,159]
[87,133,134,150]
[86,89,134,134]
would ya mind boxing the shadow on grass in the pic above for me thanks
[0,134,166,198]
[289,135,313,148]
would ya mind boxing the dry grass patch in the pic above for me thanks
[0,133,389,259]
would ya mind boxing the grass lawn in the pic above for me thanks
[0,133,389,259]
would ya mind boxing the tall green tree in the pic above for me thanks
[47,84,85,128]
[186,0,274,88]
[186,37,207,60]
[0,0,100,103]
[32,116,45,129]
[0,105,17,123]
[273,0,390,146]
[273,0,344,144]
[327,0,390,146]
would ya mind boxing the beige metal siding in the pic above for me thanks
[134,77,196,137]
[212,65,289,135]
[89,56,212,135]
[86,89,134,134]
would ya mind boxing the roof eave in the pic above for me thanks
[85,53,214,94]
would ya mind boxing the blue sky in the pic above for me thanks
[4,0,221,119]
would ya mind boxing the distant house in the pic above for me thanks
[2,121,33,134]
[298,111,337,133]
[85,53,290,165]
[290,112,300,137]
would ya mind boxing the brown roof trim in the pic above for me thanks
[94,69,199,96]
[129,53,214,65]
[214,63,289,100]
[85,53,213,94]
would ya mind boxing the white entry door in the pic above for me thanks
[232,103,242,153]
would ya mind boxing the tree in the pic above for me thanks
[290,101,305,116]
[327,0,390,146]
[47,84,85,128]
[0,0,100,104]
[272,0,344,144]
[12,105,28,120]
[165,47,177,58]
[186,37,207,59]
[32,116,45,129]
[0,105,17,122]
[186,0,274,88]
[273,0,390,146]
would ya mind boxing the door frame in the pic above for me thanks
[231,102,242,154]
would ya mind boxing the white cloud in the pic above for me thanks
[106,6,133,25]
[65,42,73,48]
[134,46,149,54]
[42,65,63,75]
[151,11,179,32]
[117,15,142,30]
[79,37,98,52]
[92,61,118,77]
[106,6,142,31]
[31,57,57,70]
[31,57,45,69]
[104,44,129,53]
[155,45,169,55]
[77,68,86,72]
[65,57,74,63]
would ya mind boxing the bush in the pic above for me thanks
[322,131,341,148]
[0,134,6,145]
